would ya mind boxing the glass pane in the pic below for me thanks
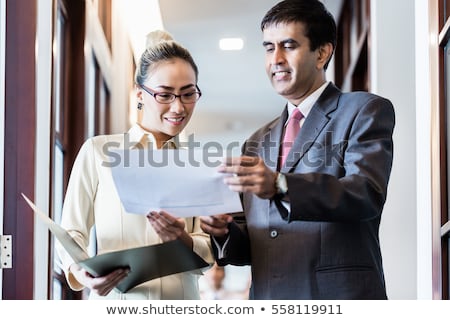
[52,143,64,299]
[54,12,66,134]
[448,237,450,298]
[445,0,450,23]
[87,54,96,138]
[445,42,450,224]
[445,42,450,300]
[53,278,62,301]
[97,0,111,49]
[96,80,110,135]
[53,144,64,225]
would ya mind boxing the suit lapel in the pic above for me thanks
[262,106,288,171]
[281,83,342,173]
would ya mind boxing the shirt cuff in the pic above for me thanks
[212,235,230,259]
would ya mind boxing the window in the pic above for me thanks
[95,61,111,135]
[87,55,111,137]
[431,0,450,300]
[334,0,370,91]
[97,0,112,50]
[50,0,112,299]
[50,0,86,300]
[442,11,450,300]
[51,1,73,300]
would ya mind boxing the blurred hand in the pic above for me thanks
[69,263,129,296]
[218,156,277,199]
[147,210,193,248]
[200,214,233,238]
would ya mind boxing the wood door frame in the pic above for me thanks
[0,0,6,301]
[49,0,86,300]
[430,0,450,300]
[2,0,37,299]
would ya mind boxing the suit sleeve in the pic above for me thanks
[283,96,395,222]
[213,213,252,266]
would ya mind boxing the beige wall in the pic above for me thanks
[371,0,418,299]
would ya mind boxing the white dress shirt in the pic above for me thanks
[284,81,330,127]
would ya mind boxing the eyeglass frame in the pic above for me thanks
[139,84,202,104]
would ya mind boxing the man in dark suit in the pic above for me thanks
[200,0,395,299]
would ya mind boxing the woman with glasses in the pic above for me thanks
[56,30,213,299]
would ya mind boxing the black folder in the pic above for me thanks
[22,193,209,293]
[78,239,209,293]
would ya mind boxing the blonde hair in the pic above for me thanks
[145,30,174,48]
[135,30,198,85]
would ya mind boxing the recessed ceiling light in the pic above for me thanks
[219,38,244,51]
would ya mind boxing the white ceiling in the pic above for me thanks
[157,0,342,140]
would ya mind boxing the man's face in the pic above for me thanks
[263,22,325,105]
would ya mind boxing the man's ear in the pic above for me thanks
[317,43,334,69]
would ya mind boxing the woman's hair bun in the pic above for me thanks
[145,30,174,49]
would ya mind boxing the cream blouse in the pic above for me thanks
[56,124,214,299]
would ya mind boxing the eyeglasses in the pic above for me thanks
[139,84,202,104]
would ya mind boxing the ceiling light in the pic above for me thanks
[219,38,244,51]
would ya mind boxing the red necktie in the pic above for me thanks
[280,108,303,167]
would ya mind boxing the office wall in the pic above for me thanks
[371,0,417,299]
[112,0,164,133]
[414,0,437,299]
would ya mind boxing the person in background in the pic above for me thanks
[56,30,214,299]
[200,262,250,300]
[200,263,227,300]
[200,0,395,299]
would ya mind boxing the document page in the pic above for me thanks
[108,148,243,217]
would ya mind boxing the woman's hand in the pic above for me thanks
[147,210,193,249]
[69,263,129,296]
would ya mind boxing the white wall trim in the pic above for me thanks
[371,0,418,299]
[0,0,7,301]
[34,0,53,299]
[414,0,433,300]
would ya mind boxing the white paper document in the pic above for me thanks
[107,149,243,217]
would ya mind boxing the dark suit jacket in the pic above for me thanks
[215,83,395,299]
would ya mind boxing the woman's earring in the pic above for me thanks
[137,102,143,110]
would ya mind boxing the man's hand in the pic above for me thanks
[218,156,278,199]
[200,214,233,238]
